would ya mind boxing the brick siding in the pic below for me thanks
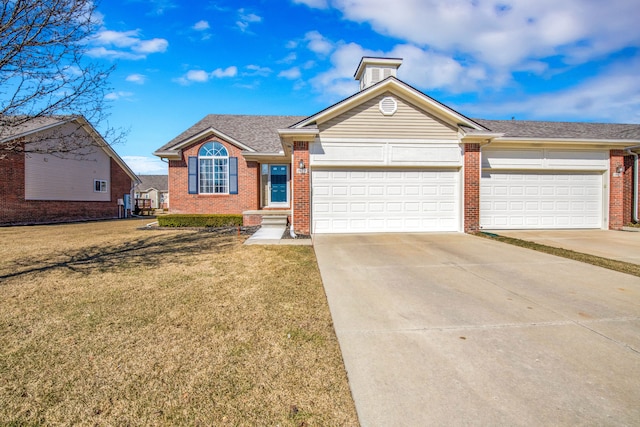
[168,136,259,216]
[0,149,133,225]
[463,143,481,233]
[609,150,626,230]
[292,141,310,235]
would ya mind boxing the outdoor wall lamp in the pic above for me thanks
[298,159,305,169]
[616,165,624,174]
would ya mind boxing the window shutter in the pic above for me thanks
[229,157,238,195]
[188,156,198,194]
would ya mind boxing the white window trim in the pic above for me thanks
[199,142,229,194]
[94,179,108,193]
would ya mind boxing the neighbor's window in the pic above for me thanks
[94,179,108,193]
[199,142,229,194]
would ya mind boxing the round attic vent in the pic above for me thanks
[379,96,397,116]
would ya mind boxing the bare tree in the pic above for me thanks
[0,0,123,158]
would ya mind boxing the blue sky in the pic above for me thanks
[90,0,640,175]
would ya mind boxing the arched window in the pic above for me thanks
[198,142,228,194]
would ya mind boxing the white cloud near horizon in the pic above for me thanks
[123,156,168,175]
[462,56,640,123]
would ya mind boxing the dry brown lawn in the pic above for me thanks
[0,219,359,426]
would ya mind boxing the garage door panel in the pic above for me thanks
[481,172,602,229]
[312,169,460,233]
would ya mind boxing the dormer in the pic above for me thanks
[354,57,403,91]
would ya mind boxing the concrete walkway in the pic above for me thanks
[244,226,312,245]
[314,233,640,426]
[490,229,640,265]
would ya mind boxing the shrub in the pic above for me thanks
[158,214,243,228]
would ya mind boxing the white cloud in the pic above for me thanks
[245,65,272,77]
[126,74,147,84]
[211,66,238,78]
[104,91,133,101]
[236,8,262,32]
[279,67,301,80]
[308,40,493,100]
[186,70,210,82]
[305,30,334,55]
[463,56,640,123]
[88,29,169,60]
[293,0,329,8]
[193,20,210,31]
[132,38,168,54]
[174,66,238,85]
[279,52,297,64]
[316,0,640,71]
[123,156,168,175]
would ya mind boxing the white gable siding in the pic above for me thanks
[318,92,458,140]
[24,123,111,201]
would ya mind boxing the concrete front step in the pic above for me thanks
[261,215,288,226]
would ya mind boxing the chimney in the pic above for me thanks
[354,57,403,91]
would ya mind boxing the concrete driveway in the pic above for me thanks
[314,233,640,426]
[490,229,640,265]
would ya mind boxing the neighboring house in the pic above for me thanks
[134,175,169,209]
[0,116,140,225]
[154,56,640,235]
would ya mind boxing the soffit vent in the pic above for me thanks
[379,96,398,116]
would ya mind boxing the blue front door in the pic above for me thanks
[270,165,287,204]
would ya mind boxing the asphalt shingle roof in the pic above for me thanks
[156,114,307,153]
[135,175,168,192]
[155,114,640,157]
[474,119,640,140]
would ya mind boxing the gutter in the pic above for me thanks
[625,144,640,223]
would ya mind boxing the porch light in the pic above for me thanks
[298,159,305,169]
[616,165,624,174]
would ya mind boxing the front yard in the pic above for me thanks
[0,219,358,426]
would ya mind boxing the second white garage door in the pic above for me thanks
[312,169,460,233]
[480,171,603,229]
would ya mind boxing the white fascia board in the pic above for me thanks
[277,128,318,141]
[242,151,290,162]
[169,127,256,153]
[0,118,68,143]
[493,136,640,148]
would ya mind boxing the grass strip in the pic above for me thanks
[476,232,640,278]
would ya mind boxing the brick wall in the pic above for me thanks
[168,136,259,215]
[623,154,635,225]
[609,150,626,230]
[0,149,133,225]
[292,141,310,235]
[463,143,481,233]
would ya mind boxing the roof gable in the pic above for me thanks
[319,91,459,140]
[292,77,486,132]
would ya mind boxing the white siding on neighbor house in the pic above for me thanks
[312,168,460,233]
[24,123,111,201]
[318,92,458,140]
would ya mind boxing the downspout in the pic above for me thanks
[289,145,297,238]
[625,145,640,223]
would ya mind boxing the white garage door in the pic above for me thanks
[480,172,603,229]
[312,169,460,234]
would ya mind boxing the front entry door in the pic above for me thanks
[270,165,288,204]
